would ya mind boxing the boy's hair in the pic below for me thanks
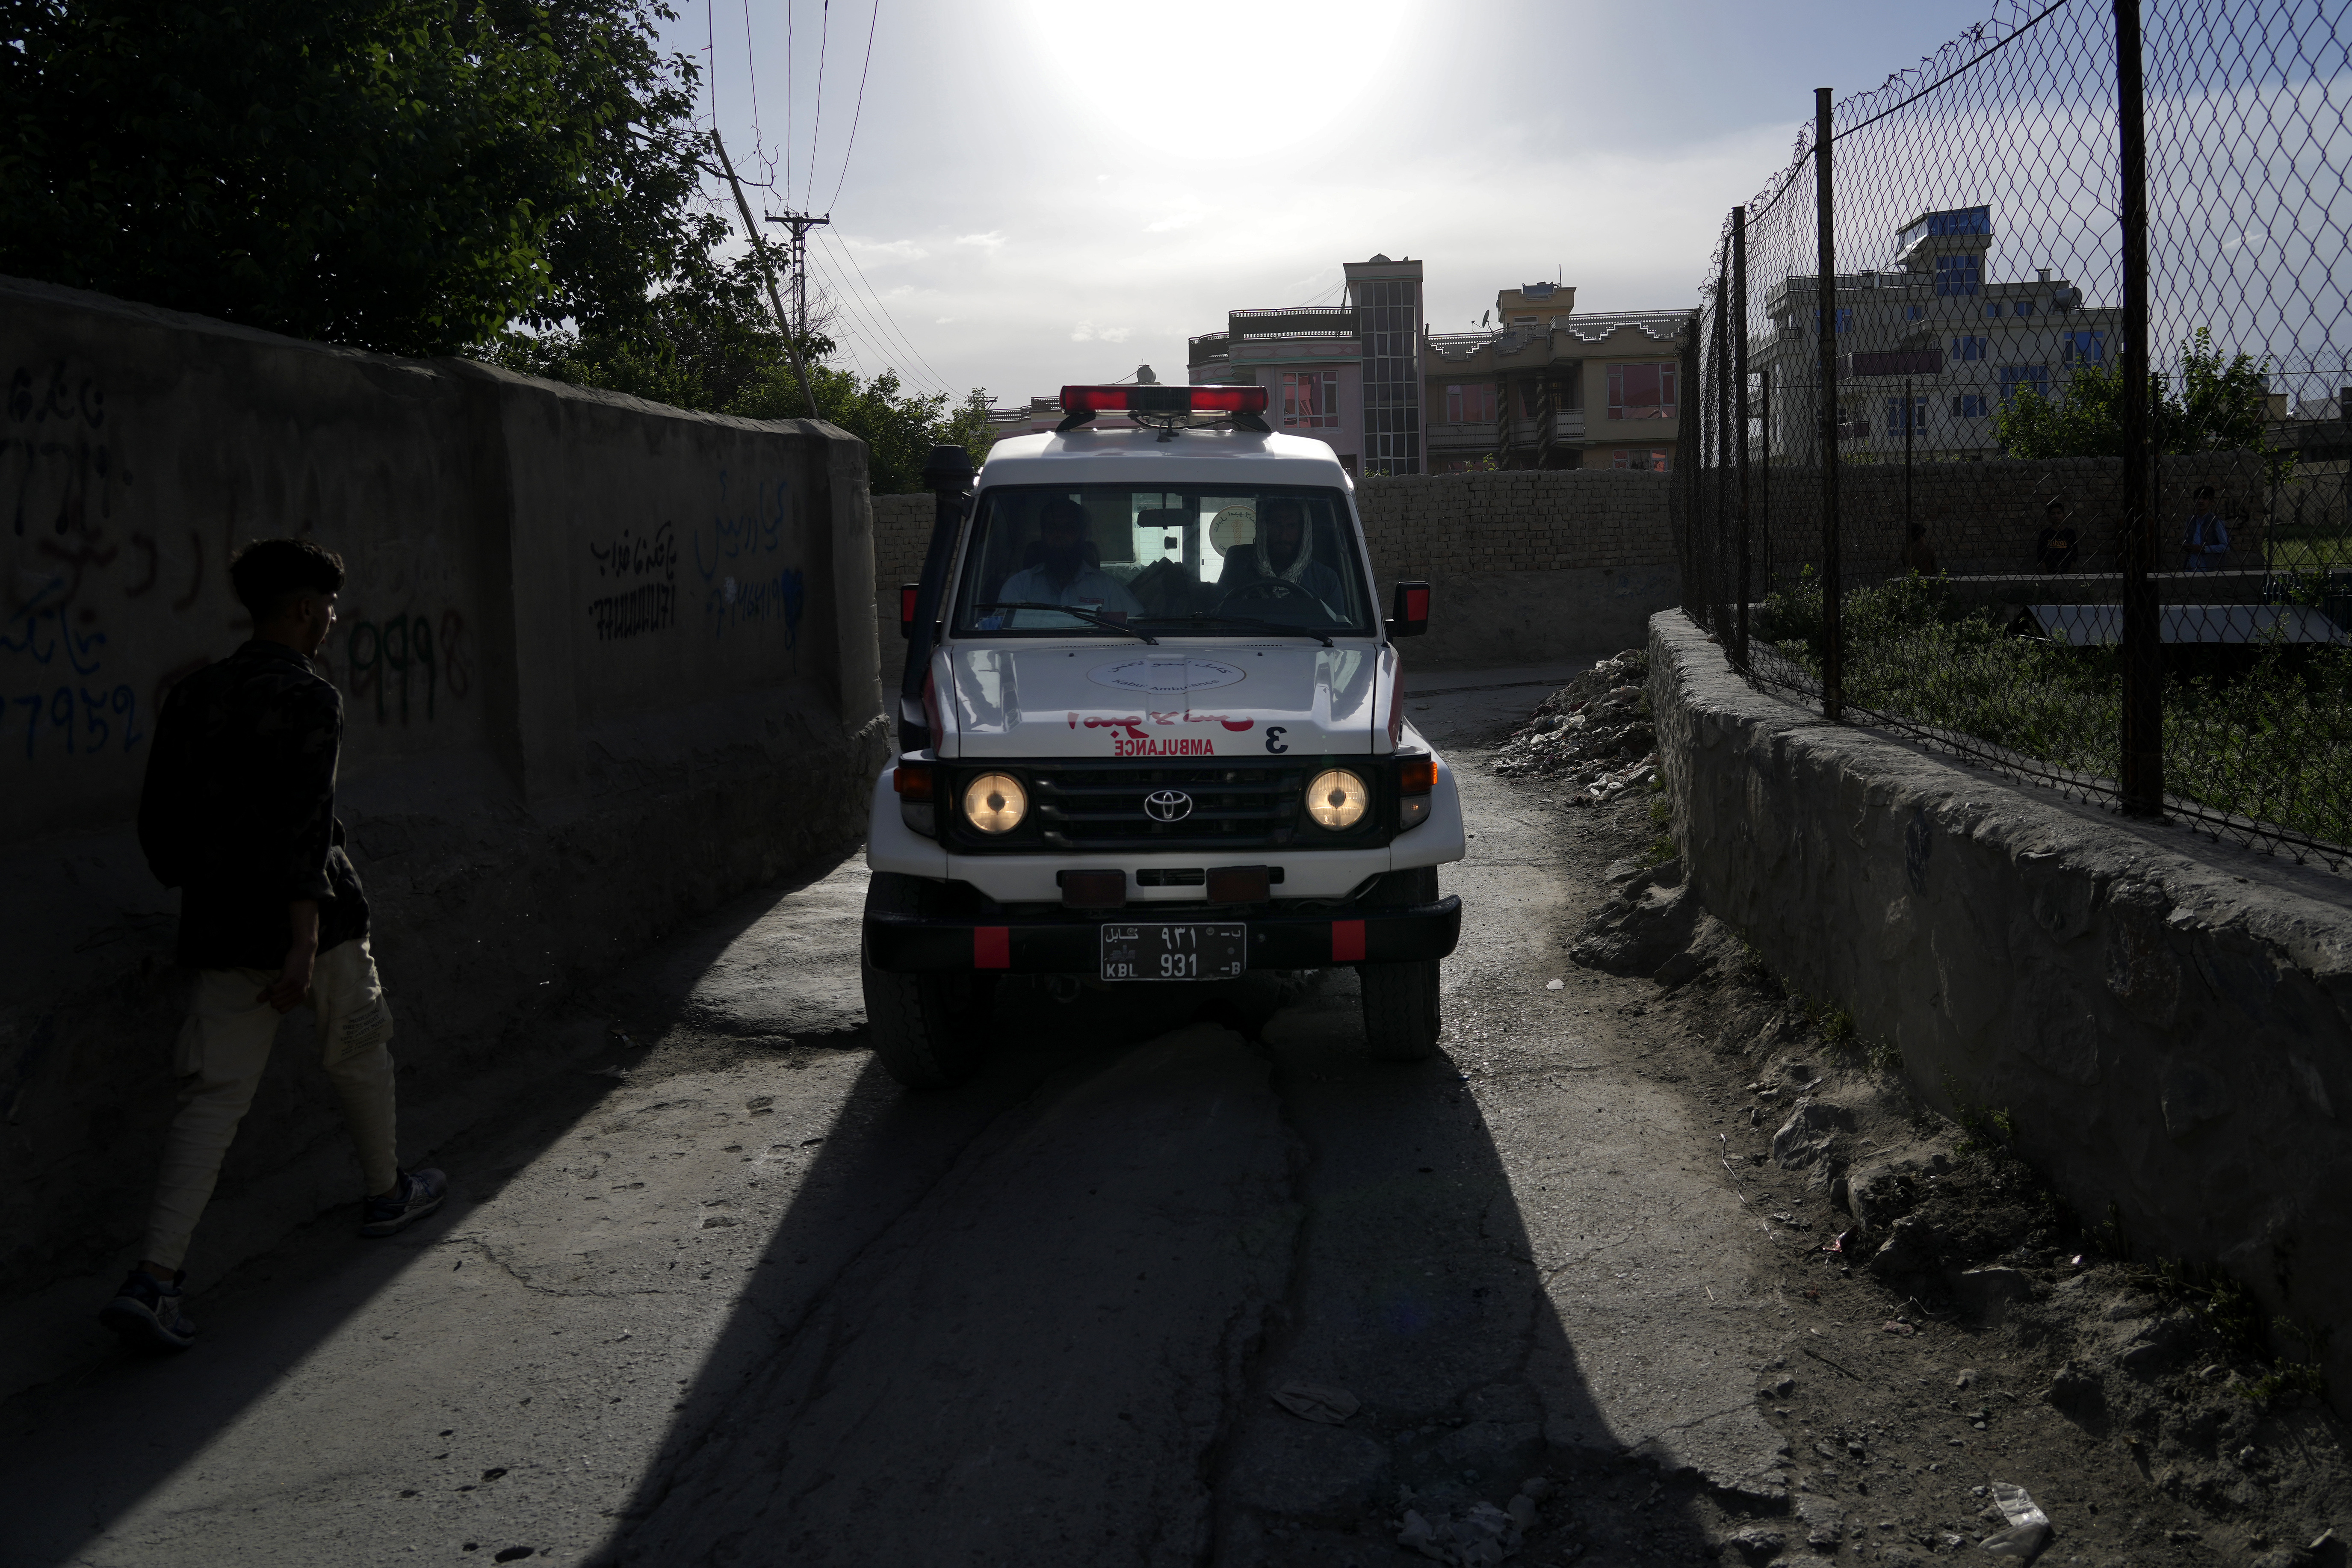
[229,538,346,620]
[2195,484,2217,499]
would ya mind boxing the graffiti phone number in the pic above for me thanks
[9,683,142,761]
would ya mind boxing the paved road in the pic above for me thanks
[1,663,1789,1567]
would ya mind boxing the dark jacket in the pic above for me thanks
[138,640,369,969]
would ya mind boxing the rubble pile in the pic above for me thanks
[1491,649,1656,800]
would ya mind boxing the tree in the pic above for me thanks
[1,0,711,358]
[1993,329,2293,481]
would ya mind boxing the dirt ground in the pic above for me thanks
[1504,653,2352,1568]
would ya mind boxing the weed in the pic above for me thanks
[1821,1008,1857,1048]
[2240,1364,2328,1404]
[1647,794,1672,829]
[1639,835,1678,868]
[1862,1036,1903,1073]
[1941,1074,2018,1159]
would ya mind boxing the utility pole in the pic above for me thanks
[765,210,833,340]
[709,131,818,418]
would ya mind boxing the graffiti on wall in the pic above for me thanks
[694,471,805,648]
[587,520,677,641]
[348,609,472,724]
[6,361,148,765]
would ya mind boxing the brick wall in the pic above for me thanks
[872,492,937,592]
[1353,470,1677,583]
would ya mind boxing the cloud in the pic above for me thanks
[1145,210,1203,233]
[1070,322,1134,343]
[934,316,959,325]
[954,230,1008,249]
[844,236,929,262]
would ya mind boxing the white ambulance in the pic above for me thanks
[862,384,1466,1086]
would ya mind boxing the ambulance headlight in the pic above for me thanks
[963,773,1028,834]
[1304,768,1369,830]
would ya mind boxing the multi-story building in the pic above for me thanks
[1752,204,2123,463]
[1186,255,1427,475]
[1424,283,1690,472]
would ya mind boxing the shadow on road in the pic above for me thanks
[599,966,1721,1566]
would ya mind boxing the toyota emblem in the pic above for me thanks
[1143,789,1194,823]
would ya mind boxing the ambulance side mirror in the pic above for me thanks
[899,582,920,639]
[1388,580,1431,639]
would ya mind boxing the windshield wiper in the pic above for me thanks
[1152,612,1334,647]
[975,602,1158,644]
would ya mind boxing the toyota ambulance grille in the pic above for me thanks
[1032,763,1305,850]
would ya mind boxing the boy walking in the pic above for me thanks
[102,538,445,1351]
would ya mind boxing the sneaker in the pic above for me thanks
[98,1270,197,1351]
[360,1167,448,1237]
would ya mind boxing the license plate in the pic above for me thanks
[1099,922,1247,982]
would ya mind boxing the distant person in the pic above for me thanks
[1216,496,1344,608]
[105,539,446,1351]
[2035,499,2080,573]
[991,496,1141,617]
[1901,523,1940,577]
[2183,485,2230,572]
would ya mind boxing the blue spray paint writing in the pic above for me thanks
[690,472,793,584]
[4,570,142,759]
[705,568,805,646]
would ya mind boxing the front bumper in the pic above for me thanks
[864,895,1463,975]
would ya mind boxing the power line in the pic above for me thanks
[807,246,951,399]
[805,0,831,208]
[827,0,881,214]
[806,248,931,394]
[741,0,764,152]
[818,227,955,396]
[784,0,794,205]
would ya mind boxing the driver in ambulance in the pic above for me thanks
[1214,497,1342,610]
[993,496,1143,616]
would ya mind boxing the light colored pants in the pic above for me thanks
[142,936,400,1272]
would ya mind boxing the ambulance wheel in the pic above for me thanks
[862,873,998,1089]
[1360,960,1442,1060]
[1358,866,1442,1061]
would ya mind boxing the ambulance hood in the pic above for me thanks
[940,639,1393,761]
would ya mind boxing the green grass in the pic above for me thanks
[1761,570,2352,850]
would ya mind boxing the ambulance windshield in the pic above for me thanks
[951,485,1373,638]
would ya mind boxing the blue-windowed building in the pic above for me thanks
[1752,204,2123,464]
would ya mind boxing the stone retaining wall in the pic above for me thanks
[1647,609,2352,1411]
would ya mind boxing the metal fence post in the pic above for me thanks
[2115,0,2160,814]
[1713,259,1732,637]
[1760,366,1772,595]
[1681,313,1705,619]
[1814,86,1844,721]
[1734,205,1752,670]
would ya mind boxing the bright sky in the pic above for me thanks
[680,0,2004,406]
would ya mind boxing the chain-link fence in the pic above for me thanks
[1681,0,2351,873]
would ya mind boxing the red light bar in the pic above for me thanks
[1059,384,1270,416]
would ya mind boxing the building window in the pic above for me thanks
[1607,363,1677,420]
[1997,363,2051,405]
[1818,306,1853,337]
[1952,393,1990,418]
[1935,254,1982,296]
[1905,305,1924,321]
[1444,383,1497,424]
[1950,335,1987,362]
[1282,370,1339,428]
[2014,299,2034,316]
[1611,449,1672,472]
[1885,396,1928,434]
[1354,277,1422,475]
[2062,331,2107,365]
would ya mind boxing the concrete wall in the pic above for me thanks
[1647,609,2352,1407]
[869,471,1679,667]
[1,276,887,1295]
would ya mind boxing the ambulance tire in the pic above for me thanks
[1360,960,1441,1060]
[1357,865,1442,1061]
[862,873,998,1089]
